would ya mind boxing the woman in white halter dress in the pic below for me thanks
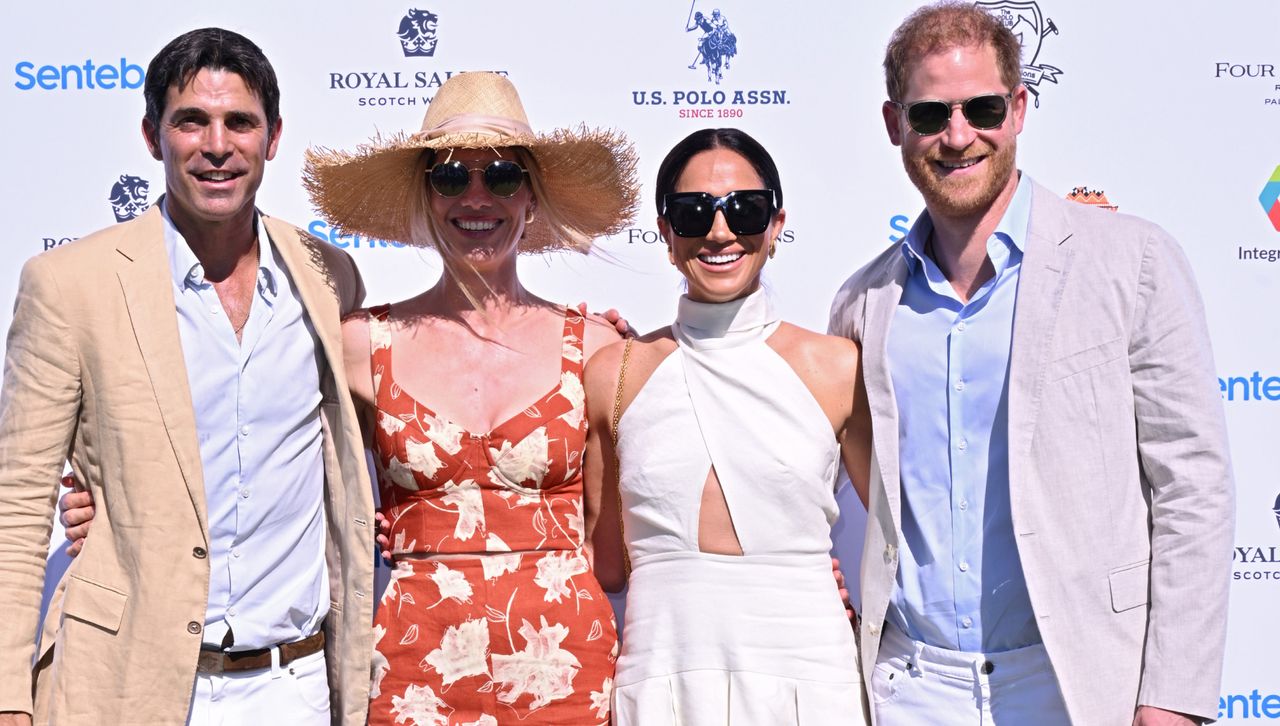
[584,128,871,726]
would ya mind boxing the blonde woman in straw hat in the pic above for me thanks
[305,72,637,725]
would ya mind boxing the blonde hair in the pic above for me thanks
[409,146,588,309]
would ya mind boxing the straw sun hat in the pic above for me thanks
[303,72,639,253]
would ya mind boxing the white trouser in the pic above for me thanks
[871,622,1070,726]
[187,649,330,726]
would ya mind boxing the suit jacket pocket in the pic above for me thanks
[1048,336,1126,381]
[1108,560,1150,613]
[63,575,128,633]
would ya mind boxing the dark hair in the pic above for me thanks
[883,1,1022,102]
[144,28,281,129]
[654,128,783,214]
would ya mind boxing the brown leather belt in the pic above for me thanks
[197,631,325,674]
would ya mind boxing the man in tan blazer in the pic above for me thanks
[829,4,1232,725]
[0,28,374,725]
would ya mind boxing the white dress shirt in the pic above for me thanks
[161,200,328,650]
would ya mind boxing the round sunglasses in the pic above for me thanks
[891,93,1012,136]
[661,189,777,237]
[428,159,528,198]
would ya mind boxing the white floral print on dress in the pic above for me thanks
[405,438,445,480]
[589,677,613,720]
[489,427,550,487]
[481,533,522,580]
[389,683,451,725]
[383,456,418,491]
[421,617,492,687]
[371,624,391,700]
[421,410,465,455]
[428,562,473,605]
[533,550,589,603]
[492,617,582,709]
[441,479,485,540]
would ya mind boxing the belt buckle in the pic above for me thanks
[196,650,226,675]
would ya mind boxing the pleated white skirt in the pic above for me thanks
[612,551,866,725]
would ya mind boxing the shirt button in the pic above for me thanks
[869,624,881,636]
[239,488,251,499]
[228,607,237,617]
[192,546,207,559]
[209,305,220,314]
[957,439,968,451]
[956,321,967,332]
[954,380,965,392]
[959,499,969,510]
[239,426,250,437]
[231,548,241,559]
[962,617,973,629]
[187,621,202,635]
[959,561,970,572]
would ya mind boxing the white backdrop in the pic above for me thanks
[4,2,1279,719]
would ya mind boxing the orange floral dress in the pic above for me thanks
[366,305,618,726]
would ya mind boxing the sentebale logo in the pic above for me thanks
[684,5,738,85]
[975,1,1063,107]
[14,58,144,91]
[1259,166,1280,232]
[109,175,150,223]
[398,8,439,58]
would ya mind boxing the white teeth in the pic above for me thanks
[456,219,499,231]
[199,171,235,181]
[939,158,981,169]
[698,252,744,265]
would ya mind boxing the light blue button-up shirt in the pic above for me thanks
[162,200,328,651]
[885,173,1041,653]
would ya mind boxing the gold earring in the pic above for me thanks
[768,238,778,258]
[525,209,537,224]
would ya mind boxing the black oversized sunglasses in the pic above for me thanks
[891,93,1012,136]
[428,159,528,198]
[661,189,777,237]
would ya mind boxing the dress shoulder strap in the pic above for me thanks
[367,304,393,401]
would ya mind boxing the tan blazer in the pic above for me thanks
[0,206,375,725]
[830,181,1234,725]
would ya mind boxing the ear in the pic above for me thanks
[883,101,904,147]
[1009,84,1029,135]
[769,207,787,246]
[265,117,283,162]
[141,118,163,161]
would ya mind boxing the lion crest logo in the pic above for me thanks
[109,175,150,222]
[398,8,439,58]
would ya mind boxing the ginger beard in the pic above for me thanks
[902,133,1016,220]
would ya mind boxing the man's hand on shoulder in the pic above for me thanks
[1133,706,1201,726]
[576,302,635,339]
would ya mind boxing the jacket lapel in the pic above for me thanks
[114,207,208,535]
[263,217,343,383]
[1006,182,1075,501]
[862,254,908,534]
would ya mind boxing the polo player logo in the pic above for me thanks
[398,8,439,58]
[684,4,738,85]
[108,175,150,222]
[1273,493,1280,531]
[975,0,1063,106]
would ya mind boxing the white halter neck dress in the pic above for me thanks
[611,290,864,725]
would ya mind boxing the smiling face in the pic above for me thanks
[426,147,535,273]
[659,148,785,304]
[143,68,280,235]
[884,43,1027,224]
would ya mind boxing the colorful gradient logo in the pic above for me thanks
[1260,166,1280,232]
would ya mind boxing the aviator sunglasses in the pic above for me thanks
[661,189,777,237]
[891,93,1012,136]
[428,159,528,198]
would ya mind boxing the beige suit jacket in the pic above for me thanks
[830,181,1234,725]
[0,206,375,725]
